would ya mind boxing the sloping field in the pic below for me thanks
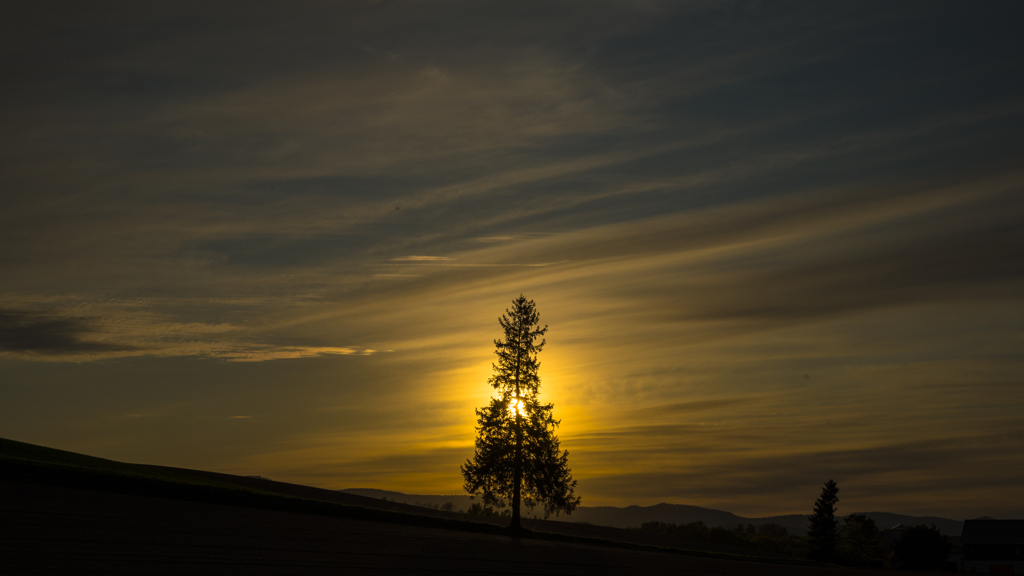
[0,438,918,574]
[3,481,914,576]
[0,437,787,558]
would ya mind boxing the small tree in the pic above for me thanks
[841,514,883,567]
[461,295,581,531]
[894,524,951,571]
[808,479,841,562]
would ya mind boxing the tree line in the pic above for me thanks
[808,479,952,569]
[643,480,954,569]
[641,520,806,557]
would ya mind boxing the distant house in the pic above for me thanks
[962,519,1024,574]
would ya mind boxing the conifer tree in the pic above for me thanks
[808,479,841,562]
[461,295,581,531]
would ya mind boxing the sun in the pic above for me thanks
[509,397,526,417]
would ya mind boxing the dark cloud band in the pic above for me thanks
[0,309,140,355]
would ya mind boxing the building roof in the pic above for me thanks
[881,525,907,549]
[962,520,1024,545]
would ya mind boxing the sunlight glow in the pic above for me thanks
[509,397,526,417]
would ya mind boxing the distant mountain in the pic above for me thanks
[573,503,806,533]
[847,512,964,537]
[340,489,964,535]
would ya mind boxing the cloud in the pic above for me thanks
[390,256,452,262]
[0,299,377,363]
[630,396,763,417]
[216,346,373,362]
[421,172,1024,328]
[0,308,141,356]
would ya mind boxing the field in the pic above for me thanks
[0,438,916,575]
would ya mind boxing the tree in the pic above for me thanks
[808,479,840,562]
[894,524,951,571]
[840,514,883,567]
[461,295,581,531]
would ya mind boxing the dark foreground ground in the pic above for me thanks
[3,481,908,576]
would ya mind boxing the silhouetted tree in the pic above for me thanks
[461,295,581,531]
[841,514,883,567]
[894,524,951,571]
[808,479,841,562]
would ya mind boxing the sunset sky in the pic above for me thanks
[2,2,1022,520]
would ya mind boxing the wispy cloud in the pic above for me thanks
[0,298,375,363]
[390,256,452,262]
[217,346,373,362]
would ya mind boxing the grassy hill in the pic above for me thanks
[0,437,822,564]
[0,436,268,491]
[3,437,965,539]
[5,435,962,569]
[0,436,510,535]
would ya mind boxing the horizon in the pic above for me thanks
[2,2,1022,520]
[338,486,984,522]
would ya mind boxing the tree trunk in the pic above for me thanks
[512,412,522,531]
[511,324,523,531]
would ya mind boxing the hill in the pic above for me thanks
[6,480,899,576]
[0,436,510,533]
[0,433,963,560]
[341,489,965,536]
[0,437,811,560]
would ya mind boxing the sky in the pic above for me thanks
[1,1,1022,520]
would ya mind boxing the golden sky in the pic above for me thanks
[1,1,1022,519]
